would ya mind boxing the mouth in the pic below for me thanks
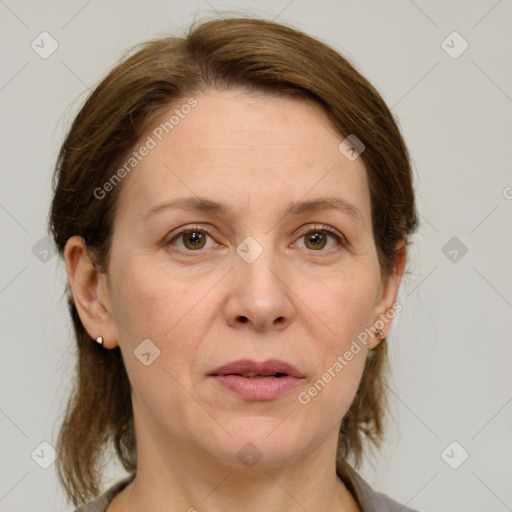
[209,359,305,401]
[210,359,304,378]
[223,373,289,378]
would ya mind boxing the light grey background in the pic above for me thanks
[1,1,511,511]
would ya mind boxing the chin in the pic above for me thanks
[201,417,314,469]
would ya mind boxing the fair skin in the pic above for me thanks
[65,88,405,512]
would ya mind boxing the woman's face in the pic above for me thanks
[89,88,403,469]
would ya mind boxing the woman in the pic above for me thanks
[50,16,419,512]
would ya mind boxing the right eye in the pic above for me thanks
[166,225,217,252]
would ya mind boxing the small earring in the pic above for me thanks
[95,336,104,346]
[375,329,384,340]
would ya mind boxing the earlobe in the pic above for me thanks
[64,236,118,348]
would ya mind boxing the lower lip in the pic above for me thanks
[210,375,303,400]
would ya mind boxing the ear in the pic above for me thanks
[368,240,407,349]
[64,235,118,349]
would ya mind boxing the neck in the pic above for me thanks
[107,430,361,512]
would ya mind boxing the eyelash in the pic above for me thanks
[166,224,347,254]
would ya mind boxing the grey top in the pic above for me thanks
[74,467,419,512]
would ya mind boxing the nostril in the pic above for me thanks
[239,316,248,323]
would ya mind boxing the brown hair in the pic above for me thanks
[49,16,418,506]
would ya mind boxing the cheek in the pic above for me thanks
[109,259,204,406]
[318,269,379,347]
[108,256,217,383]
[295,332,368,445]
[298,314,370,427]
[304,267,378,405]
[109,256,203,341]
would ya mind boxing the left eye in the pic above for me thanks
[295,228,343,251]
[168,229,215,251]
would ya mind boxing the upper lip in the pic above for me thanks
[210,359,305,379]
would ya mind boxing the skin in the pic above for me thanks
[65,88,406,512]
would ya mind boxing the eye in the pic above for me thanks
[294,225,345,251]
[166,224,346,253]
[167,225,216,251]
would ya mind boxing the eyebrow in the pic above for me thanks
[143,195,365,228]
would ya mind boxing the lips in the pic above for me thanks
[210,359,305,379]
[209,359,305,401]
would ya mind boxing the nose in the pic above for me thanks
[224,240,295,333]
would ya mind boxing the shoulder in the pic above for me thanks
[75,468,419,512]
[339,464,420,512]
[73,473,135,512]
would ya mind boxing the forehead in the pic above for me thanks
[114,88,371,225]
